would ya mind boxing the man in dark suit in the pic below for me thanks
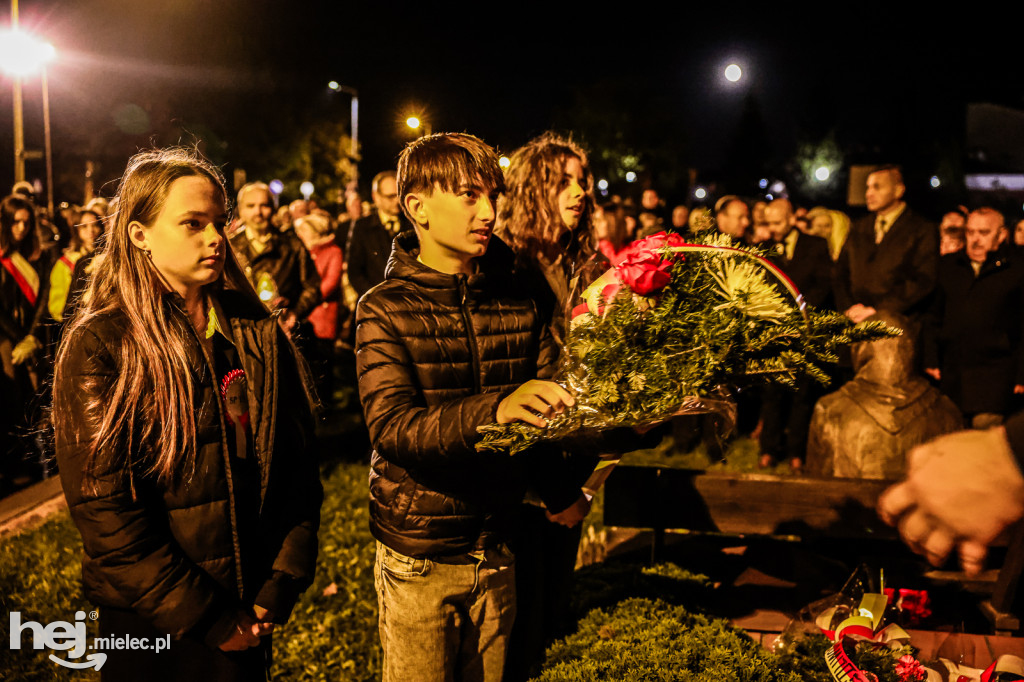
[759,198,833,471]
[345,170,410,300]
[834,166,938,324]
[924,207,1024,428]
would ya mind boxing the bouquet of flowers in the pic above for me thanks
[476,230,897,454]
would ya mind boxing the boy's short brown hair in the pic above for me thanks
[396,133,505,222]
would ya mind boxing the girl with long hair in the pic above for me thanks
[496,132,595,337]
[53,148,322,681]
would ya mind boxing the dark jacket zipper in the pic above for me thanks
[458,275,483,394]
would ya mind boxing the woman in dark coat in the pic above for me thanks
[0,194,51,482]
[495,133,601,681]
[52,148,322,681]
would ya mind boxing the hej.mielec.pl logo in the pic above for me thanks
[8,610,108,670]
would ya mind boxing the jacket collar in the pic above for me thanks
[384,230,517,302]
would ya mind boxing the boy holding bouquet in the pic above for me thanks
[355,132,579,682]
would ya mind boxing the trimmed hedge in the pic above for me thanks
[537,597,801,682]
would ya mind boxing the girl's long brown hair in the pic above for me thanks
[54,147,263,488]
[496,132,594,264]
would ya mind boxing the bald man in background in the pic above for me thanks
[715,196,751,242]
[758,199,833,470]
[834,166,938,325]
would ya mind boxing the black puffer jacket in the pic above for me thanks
[54,289,322,646]
[356,232,579,558]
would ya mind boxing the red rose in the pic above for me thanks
[614,231,688,262]
[630,231,687,259]
[616,249,673,295]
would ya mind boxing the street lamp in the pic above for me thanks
[406,115,431,136]
[327,81,359,183]
[0,26,56,214]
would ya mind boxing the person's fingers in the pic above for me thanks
[959,540,989,577]
[545,381,575,407]
[525,395,555,417]
[531,382,574,411]
[897,509,935,555]
[511,405,547,428]
[235,614,262,647]
[921,525,956,567]
[877,482,915,526]
[252,622,275,636]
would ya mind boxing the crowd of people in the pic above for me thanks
[3,131,1024,680]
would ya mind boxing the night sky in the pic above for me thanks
[2,1,1023,211]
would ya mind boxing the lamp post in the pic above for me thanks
[0,23,56,211]
[328,81,359,184]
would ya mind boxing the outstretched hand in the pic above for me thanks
[496,380,575,428]
[878,427,1024,575]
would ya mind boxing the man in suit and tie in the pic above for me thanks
[759,198,833,471]
[345,170,410,300]
[766,198,832,308]
[834,166,938,325]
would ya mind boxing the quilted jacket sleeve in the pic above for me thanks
[54,325,236,645]
[356,294,508,470]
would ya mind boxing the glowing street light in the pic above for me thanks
[0,25,57,212]
[498,156,510,170]
[724,64,742,83]
[405,113,432,136]
[0,29,55,76]
[814,166,830,182]
[694,187,707,200]
[625,171,637,183]
[300,181,314,200]
[930,176,941,188]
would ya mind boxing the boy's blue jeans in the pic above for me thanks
[374,541,517,682]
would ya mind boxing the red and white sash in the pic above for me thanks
[0,250,40,306]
